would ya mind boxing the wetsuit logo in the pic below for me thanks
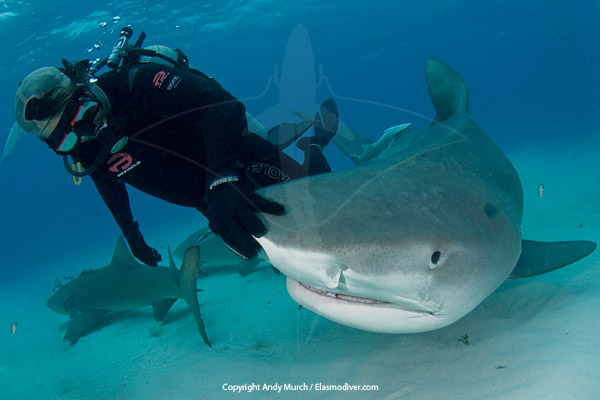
[248,162,290,183]
[108,153,132,172]
[153,71,167,87]
[108,153,141,177]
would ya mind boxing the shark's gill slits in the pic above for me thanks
[63,296,75,314]
[299,282,388,305]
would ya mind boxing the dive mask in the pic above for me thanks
[45,86,105,154]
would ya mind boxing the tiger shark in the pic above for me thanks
[46,237,211,346]
[253,58,596,334]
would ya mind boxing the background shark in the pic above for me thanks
[1,122,23,165]
[46,237,211,346]
[174,227,272,277]
[252,58,596,334]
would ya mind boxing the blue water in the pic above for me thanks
[0,0,598,278]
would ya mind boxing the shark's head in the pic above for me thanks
[256,59,524,334]
[47,289,77,316]
[258,167,522,333]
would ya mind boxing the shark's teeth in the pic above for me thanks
[299,282,388,305]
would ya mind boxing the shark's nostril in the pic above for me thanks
[484,203,498,219]
[430,251,442,269]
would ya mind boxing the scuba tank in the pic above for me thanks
[90,26,191,76]
[106,27,133,69]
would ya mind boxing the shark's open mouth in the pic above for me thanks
[298,282,390,305]
[288,278,445,333]
[296,280,439,318]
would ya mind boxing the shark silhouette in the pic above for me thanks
[254,59,596,334]
[254,24,320,131]
[46,237,211,346]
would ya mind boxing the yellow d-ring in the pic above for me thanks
[72,162,82,185]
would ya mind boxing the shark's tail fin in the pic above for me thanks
[426,58,470,124]
[171,246,212,347]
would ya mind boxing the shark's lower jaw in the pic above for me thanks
[287,278,446,334]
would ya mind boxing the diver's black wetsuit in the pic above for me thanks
[76,62,330,242]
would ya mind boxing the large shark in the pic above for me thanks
[46,237,211,346]
[253,58,596,334]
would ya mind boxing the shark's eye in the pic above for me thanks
[430,251,442,269]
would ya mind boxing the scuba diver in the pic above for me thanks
[14,27,338,265]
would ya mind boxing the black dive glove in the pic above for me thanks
[123,221,162,266]
[206,172,286,259]
[297,98,339,151]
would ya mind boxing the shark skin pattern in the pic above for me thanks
[254,58,596,334]
[47,237,211,347]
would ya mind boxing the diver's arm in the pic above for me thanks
[90,171,133,228]
[182,76,287,259]
[89,171,162,266]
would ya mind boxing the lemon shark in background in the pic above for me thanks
[251,58,596,334]
[46,237,211,346]
[174,227,272,276]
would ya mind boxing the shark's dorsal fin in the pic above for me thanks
[509,240,597,279]
[425,58,470,124]
[109,237,140,270]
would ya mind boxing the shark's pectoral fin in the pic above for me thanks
[195,268,209,278]
[237,258,260,277]
[64,309,109,344]
[152,299,178,322]
[508,240,597,279]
